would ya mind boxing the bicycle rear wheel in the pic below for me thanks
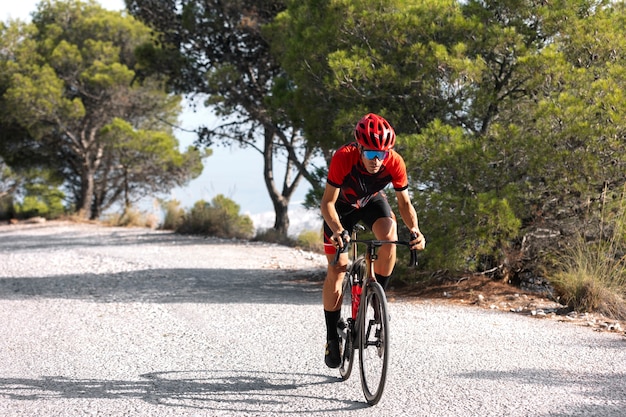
[359,281,389,405]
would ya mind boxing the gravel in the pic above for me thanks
[0,221,625,416]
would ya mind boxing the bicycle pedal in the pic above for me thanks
[336,319,348,340]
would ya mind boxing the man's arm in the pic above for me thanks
[321,184,347,249]
[395,189,426,250]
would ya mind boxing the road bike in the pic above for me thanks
[333,225,418,405]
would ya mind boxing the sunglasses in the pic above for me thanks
[362,149,389,161]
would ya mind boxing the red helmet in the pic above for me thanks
[354,113,396,151]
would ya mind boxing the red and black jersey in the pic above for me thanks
[327,142,409,208]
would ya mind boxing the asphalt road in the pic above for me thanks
[0,222,625,417]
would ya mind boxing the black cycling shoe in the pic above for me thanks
[325,338,341,368]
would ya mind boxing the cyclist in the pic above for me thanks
[321,113,426,368]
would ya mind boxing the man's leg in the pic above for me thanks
[322,252,348,368]
[371,216,398,289]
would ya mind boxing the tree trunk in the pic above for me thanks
[262,127,293,237]
[78,130,105,220]
[272,197,290,236]
[78,165,95,220]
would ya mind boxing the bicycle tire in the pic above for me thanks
[359,281,389,405]
[338,272,354,380]
[339,258,364,379]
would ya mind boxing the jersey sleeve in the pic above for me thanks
[388,151,409,191]
[326,144,355,188]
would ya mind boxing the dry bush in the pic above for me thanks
[551,188,626,320]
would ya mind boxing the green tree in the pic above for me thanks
[0,158,20,219]
[402,0,626,276]
[127,0,320,236]
[0,0,203,219]
[266,0,473,210]
[13,169,66,219]
[267,0,465,150]
[98,118,206,215]
[270,0,626,282]
[0,158,20,202]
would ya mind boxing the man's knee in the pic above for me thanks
[373,217,398,240]
[327,262,348,277]
[325,255,348,281]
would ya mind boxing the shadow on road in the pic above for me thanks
[0,268,322,305]
[0,370,366,413]
[0,224,326,305]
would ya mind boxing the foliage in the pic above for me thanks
[0,197,14,220]
[0,0,203,220]
[267,0,466,150]
[551,188,626,320]
[103,206,159,229]
[400,122,522,272]
[176,195,254,239]
[126,0,319,236]
[99,118,206,211]
[0,159,19,219]
[295,229,324,253]
[252,226,324,252]
[14,184,66,219]
[12,170,66,219]
[160,199,185,231]
[271,0,626,284]
[253,228,295,246]
[4,0,626,303]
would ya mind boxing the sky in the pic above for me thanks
[0,0,314,218]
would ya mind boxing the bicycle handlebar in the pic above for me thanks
[332,233,419,267]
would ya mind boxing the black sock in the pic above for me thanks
[376,274,392,290]
[324,309,341,341]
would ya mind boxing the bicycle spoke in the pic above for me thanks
[359,282,389,405]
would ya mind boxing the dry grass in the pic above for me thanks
[102,208,159,229]
[551,262,626,321]
[550,187,626,321]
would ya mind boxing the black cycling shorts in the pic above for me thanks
[323,192,394,254]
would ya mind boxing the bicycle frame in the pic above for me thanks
[349,237,413,325]
[335,226,418,324]
[350,241,377,324]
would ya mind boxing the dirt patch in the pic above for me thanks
[390,274,626,336]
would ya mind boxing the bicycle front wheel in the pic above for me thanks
[359,281,389,405]
[338,267,356,380]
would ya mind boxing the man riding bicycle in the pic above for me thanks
[321,113,426,368]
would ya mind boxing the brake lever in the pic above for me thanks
[408,232,419,268]
[331,231,350,265]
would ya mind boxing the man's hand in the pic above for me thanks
[409,229,426,251]
[332,229,350,251]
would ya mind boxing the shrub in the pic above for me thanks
[13,184,65,220]
[253,228,324,252]
[551,236,626,320]
[161,199,184,230]
[550,189,626,320]
[104,206,158,229]
[295,229,324,253]
[253,227,294,245]
[177,195,254,239]
[0,195,15,220]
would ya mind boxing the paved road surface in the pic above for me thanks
[0,222,625,416]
